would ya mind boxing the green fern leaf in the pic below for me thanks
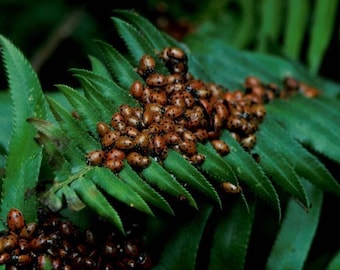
[221,131,281,217]
[46,96,99,152]
[0,35,47,225]
[95,40,141,89]
[153,203,213,270]
[56,185,86,212]
[163,150,222,208]
[141,159,198,210]
[71,175,125,235]
[70,68,137,108]
[112,17,166,70]
[307,0,339,74]
[197,143,238,184]
[113,9,169,50]
[266,180,323,269]
[267,98,340,163]
[283,0,309,60]
[261,118,340,197]
[88,167,154,216]
[254,130,309,209]
[88,55,111,80]
[55,84,101,138]
[209,200,255,269]
[71,74,114,122]
[119,162,174,215]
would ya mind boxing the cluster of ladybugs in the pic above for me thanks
[86,47,319,173]
[0,208,152,269]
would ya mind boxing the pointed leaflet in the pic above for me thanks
[71,74,114,122]
[113,9,169,50]
[88,55,111,81]
[46,96,99,152]
[307,0,339,74]
[141,159,198,209]
[95,40,141,89]
[71,175,125,235]
[70,68,137,108]
[111,12,169,74]
[119,162,174,215]
[56,84,101,138]
[0,35,47,226]
[112,17,167,73]
[261,117,340,197]
[196,143,238,185]
[88,167,154,216]
[266,98,340,163]
[220,131,281,216]
[208,200,255,270]
[266,180,323,270]
[254,130,309,210]
[283,0,309,60]
[153,203,213,270]
[163,150,222,208]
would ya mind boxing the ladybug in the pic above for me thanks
[214,102,229,122]
[134,131,151,152]
[130,80,144,100]
[179,140,197,156]
[183,91,195,108]
[105,148,126,161]
[240,134,257,150]
[153,135,166,156]
[164,132,182,145]
[138,55,156,77]
[126,152,150,169]
[86,150,105,166]
[125,115,143,129]
[194,129,209,143]
[150,90,167,105]
[211,139,230,156]
[171,61,188,74]
[165,47,187,62]
[123,126,139,138]
[115,137,135,150]
[189,153,206,166]
[104,159,124,173]
[165,105,184,119]
[182,130,197,143]
[3,233,19,250]
[244,76,261,89]
[146,73,168,87]
[220,182,242,193]
[7,208,25,232]
[166,74,182,84]
[96,122,111,137]
[19,222,37,239]
[142,108,154,126]
[119,104,133,119]
[110,112,126,131]
[0,252,10,264]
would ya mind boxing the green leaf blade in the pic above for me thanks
[90,167,154,216]
[71,176,125,235]
[119,162,174,215]
[141,159,198,209]
[0,35,48,226]
[163,150,222,208]
[221,131,281,217]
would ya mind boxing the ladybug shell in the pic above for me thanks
[7,208,25,232]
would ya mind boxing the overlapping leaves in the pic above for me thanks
[1,9,340,270]
[28,9,340,232]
